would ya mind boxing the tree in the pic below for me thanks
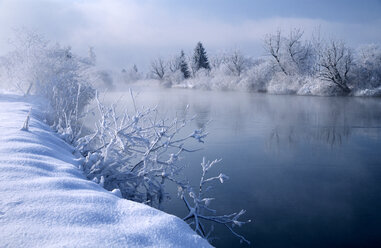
[352,44,381,89]
[2,29,95,141]
[151,57,167,80]
[285,28,312,75]
[167,50,190,79]
[193,42,210,72]
[264,30,288,75]
[318,40,352,93]
[227,50,247,77]
[3,28,48,95]
[133,64,138,73]
[179,50,191,79]
[264,29,312,76]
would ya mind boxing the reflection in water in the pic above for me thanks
[102,87,381,248]
[268,125,351,151]
[193,103,211,129]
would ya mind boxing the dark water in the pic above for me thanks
[104,87,381,248]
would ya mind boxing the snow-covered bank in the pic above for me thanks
[0,94,210,248]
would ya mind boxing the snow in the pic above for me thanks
[0,94,211,248]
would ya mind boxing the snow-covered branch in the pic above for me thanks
[76,92,208,207]
[180,157,251,245]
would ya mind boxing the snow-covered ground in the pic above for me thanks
[0,93,210,248]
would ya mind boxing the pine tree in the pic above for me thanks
[193,42,210,71]
[179,50,190,79]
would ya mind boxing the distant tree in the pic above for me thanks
[285,29,313,75]
[151,58,167,80]
[88,47,96,65]
[97,70,114,89]
[192,42,210,72]
[179,50,190,79]
[227,50,247,77]
[210,53,229,69]
[353,44,381,89]
[133,64,138,73]
[317,40,352,93]
[168,55,181,73]
[122,64,142,83]
[264,29,312,76]
[264,30,288,75]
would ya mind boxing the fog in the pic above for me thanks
[1,0,381,70]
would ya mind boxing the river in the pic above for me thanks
[101,86,381,248]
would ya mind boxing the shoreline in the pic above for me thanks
[0,93,210,248]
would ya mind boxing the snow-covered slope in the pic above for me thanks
[0,94,210,248]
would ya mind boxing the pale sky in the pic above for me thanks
[0,0,380,70]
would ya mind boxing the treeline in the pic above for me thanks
[148,29,381,96]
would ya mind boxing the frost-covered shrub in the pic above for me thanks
[353,87,381,97]
[1,30,96,141]
[209,74,241,91]
[267,73,306,95]
[180,158,250,245]
[76,92,208,207]
[121,65,142,84]
[297,77,344,96]
[239,60,274,92]
[165,70,185,86]
[351,44,381,92]
[225,50,249,77]
[2,30,48,95]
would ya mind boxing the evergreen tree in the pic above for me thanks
[193,42,210,71]
[133,64,138,73]
[179,50,190,79]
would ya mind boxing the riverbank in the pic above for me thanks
[0,93,210,248]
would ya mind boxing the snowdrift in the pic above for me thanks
[0,94,210,248]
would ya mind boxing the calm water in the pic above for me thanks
[103,87,381,248]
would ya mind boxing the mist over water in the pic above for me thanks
[101,86,381,248]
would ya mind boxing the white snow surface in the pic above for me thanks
[0,94,211,248]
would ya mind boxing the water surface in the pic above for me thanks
[103,87,381,248]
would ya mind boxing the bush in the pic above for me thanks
[2,30,96,141]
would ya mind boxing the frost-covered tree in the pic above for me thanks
[285,29,313,75]
[264,30,288,75]
[167,50,190,79]
[168,55,181,73]
[317,40,352,94]
[352,44,381,89]
[3,29,49,95]
[226,50,248,77]
[121,64,142,84]
[2,29,96,141]
[264,29,313,76]
[151,57,167,80]
[210,52,229,69]
[193,42,210,72]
